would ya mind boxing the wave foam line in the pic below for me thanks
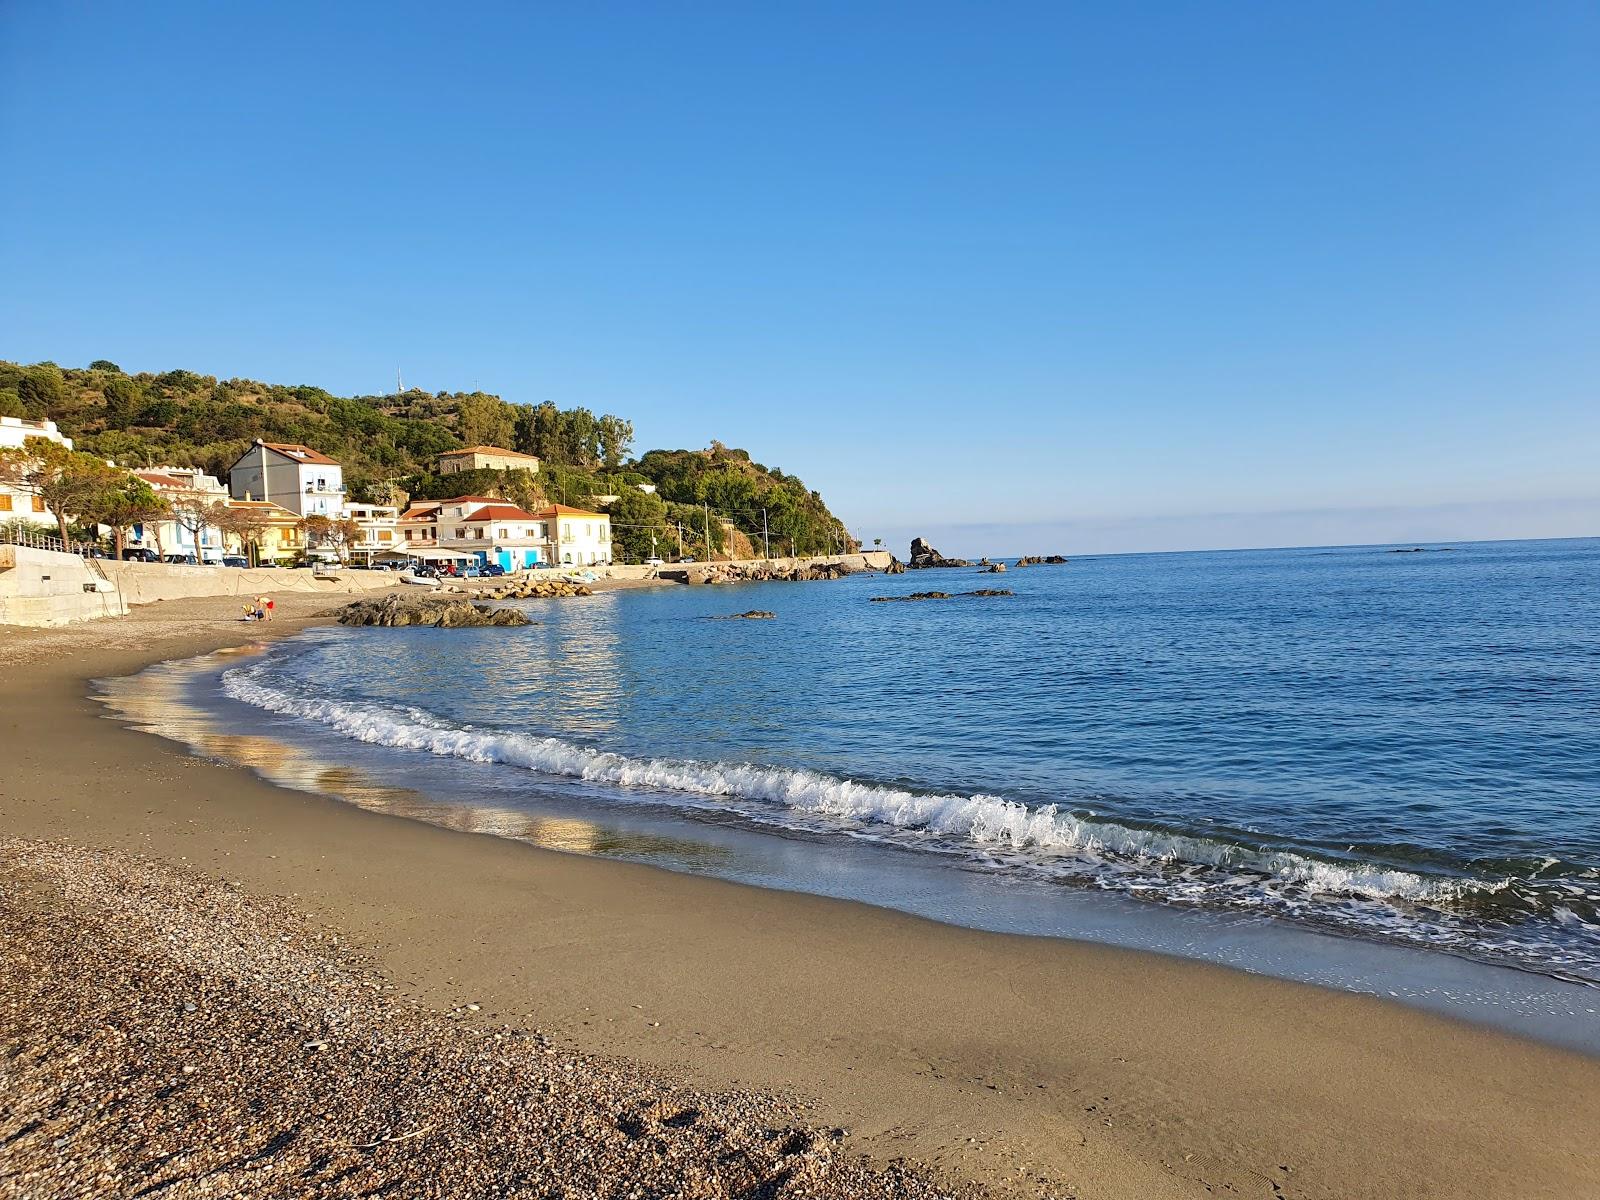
[222,671,1471,903]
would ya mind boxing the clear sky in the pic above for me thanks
[3,2,1596,555]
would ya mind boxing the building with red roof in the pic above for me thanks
[398,496,611,569]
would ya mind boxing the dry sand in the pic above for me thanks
[2,592,1599,1198]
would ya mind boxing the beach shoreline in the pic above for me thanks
[3,593,1599,1198]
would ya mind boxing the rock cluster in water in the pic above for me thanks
[706,610,777,620]
[661,561,859,585]
[1014,555,1069,566]
[869,589,1013,602]
[907,538,972,569]
[445,579,593,599]
[337,593,531,628]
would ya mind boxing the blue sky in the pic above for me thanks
[3,2,1596,555]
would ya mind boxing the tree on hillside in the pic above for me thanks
[80,474,168,560]
[101,377,144,429]
[528,401,564,462]
[456,392,516,448]
[0,436,121,543]
[88,360,122,373]
[562,407,599,467]
[597,414,634,470]
[605,488,668,563]
[17,364,66,416]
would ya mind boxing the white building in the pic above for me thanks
[398,497,612,570]
[126,467,232,561]
[0,417,73,525]
[227,440,345,517]
[344,502,402,560]
[544,503,613,566]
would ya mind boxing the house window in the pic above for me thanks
[455,528,467,539]
[0,495,11,512]
[379,531,392,541]
[474,528,485,539]
[405,529,414,540]
[498,528,508,539]
[32,497,45,512]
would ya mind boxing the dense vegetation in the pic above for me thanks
[1,359,858,560]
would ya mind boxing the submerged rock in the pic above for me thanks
[336,593,532,628]
[706,610,777,620]
[870,589,1013,602]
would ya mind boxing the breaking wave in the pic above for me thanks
[222,667,1489,908]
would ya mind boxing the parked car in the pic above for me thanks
[644,556,664,566]
[531,561,553,570]
[679,556,697,564]
[482,563,506,577]
[162,553,198,565]
[220,556,250,568]
[120,548,159,562]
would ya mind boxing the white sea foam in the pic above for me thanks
[221,669,1470,905]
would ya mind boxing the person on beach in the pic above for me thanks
[258,596,274,621]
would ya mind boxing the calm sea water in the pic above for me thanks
[101,539,1600,1044]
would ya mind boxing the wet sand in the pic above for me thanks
[3,593,1599,1198]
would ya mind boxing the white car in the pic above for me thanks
[644,556,664,566]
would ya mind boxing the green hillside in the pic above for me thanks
[0,359,858,559]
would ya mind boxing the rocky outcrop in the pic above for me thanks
[706,610,777,620]
[473,578,593,599]
[660,561,859,586]
[336,594,532,628]
[981,562,1007,573]
[869,589,1013,603]
[1015,555,1069,567]
[907,538,972,569]
[882,559,907,575]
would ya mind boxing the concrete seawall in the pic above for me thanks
[100,561,400,607]
[0,546,128,627]
[0,551,403,627]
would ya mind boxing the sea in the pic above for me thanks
[98,538,1600,1052]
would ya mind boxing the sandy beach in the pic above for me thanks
[4,592,1600,1199]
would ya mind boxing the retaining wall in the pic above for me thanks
[0,546,128,627]
[99,561,401,607]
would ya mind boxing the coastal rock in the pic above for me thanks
[706,610,777,620]
[870,589,1014,602]
[882,558,906,575]
[982,562,1007,573]
[907,538,971,569]
[660,561,858,586]
[1015,554,1069,566]
[476,579,593,600]
[336,594,532,628]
